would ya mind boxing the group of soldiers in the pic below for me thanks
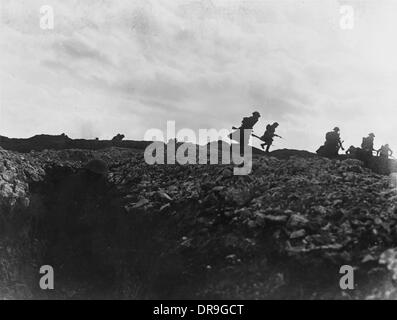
[230,112,394,162]
[317,127,394,161]
[230,111,282,154]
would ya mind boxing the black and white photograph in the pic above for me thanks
[1,0,397,305]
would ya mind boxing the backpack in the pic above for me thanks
[362,137,372,150]
[325,131,338,143]
[241,117,251,128]
[263,125,275,140]
[241,116,256,129]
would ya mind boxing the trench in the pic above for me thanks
[10,165,198,299]
[1,164,390,299]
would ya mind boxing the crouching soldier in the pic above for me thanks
[346,145,358,158]
[317,127,344,158]
[377,144,393,159]
[361,133,376,157]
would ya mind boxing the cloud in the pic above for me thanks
[53,39,112,64]
[1,0,397,152]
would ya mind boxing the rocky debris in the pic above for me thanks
[0,147,142,299]
[379,248,397,280]
[0,148,43,209]
[108,152,397,297]
[0,148,136,211]
[1,147,397,298]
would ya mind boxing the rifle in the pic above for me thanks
[252,133,283,142]
[251,133,263,141]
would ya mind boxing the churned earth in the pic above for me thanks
[1,145,397,299]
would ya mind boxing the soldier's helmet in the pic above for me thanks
[333,127,340,132]
[369,133,375,137]
[253,111,261,117]
[273,122,279,127]
[85,159,109,175]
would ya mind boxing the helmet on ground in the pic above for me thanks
[252,111,261,117]
[85,159,109,175]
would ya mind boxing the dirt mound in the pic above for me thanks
[1,148,397,299]
[0,134,151,153]
[269,148,318,159]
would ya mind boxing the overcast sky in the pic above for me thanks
[1,0,397,152]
